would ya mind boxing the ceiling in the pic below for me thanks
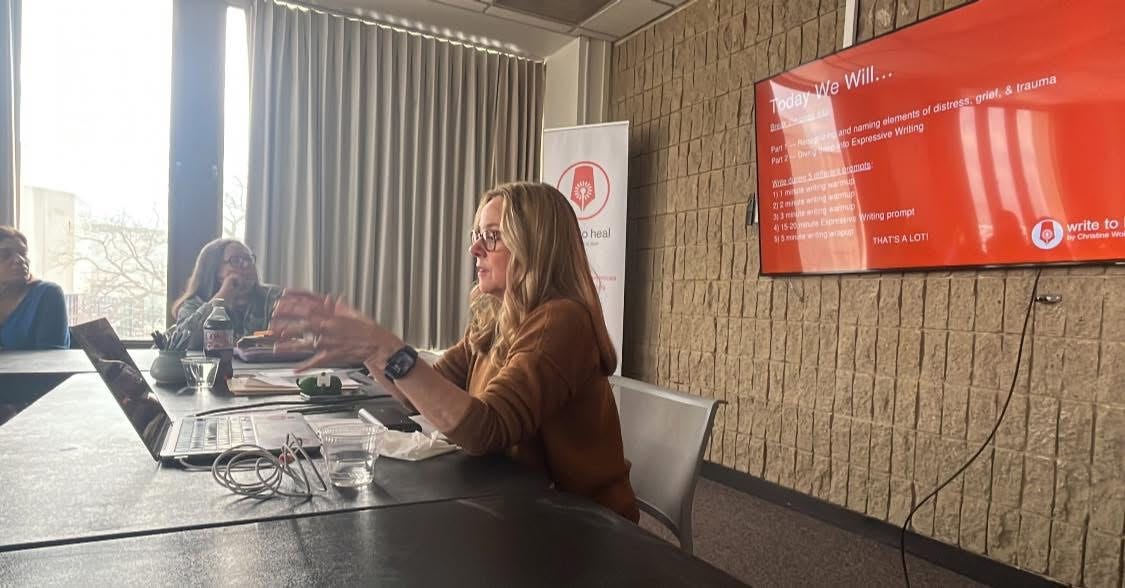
[303,0,688,59]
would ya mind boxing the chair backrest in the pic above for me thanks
[610,375,721,551]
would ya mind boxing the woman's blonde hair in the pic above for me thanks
[467,182,616,374]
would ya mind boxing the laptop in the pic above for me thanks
[71,318,320,463]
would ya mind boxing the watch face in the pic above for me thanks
[385,347,417,379]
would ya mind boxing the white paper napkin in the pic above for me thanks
[378,429,459,461]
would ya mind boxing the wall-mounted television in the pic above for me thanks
[753,0,1125,275]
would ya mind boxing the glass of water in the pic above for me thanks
[180,357,220,391]
[320,423,383,488]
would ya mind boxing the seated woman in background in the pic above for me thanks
[0,226,70,350]
[171,238,282,350]
[272,182,639,522]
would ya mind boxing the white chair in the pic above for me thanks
[610,375,723,555]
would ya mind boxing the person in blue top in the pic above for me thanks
[0,226,70,350]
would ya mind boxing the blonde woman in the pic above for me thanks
[272,182,638,521]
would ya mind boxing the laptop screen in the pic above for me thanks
[71,319,172,460]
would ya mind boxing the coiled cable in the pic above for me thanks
[178,434,327,499]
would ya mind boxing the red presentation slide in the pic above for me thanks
[754,0,1125,275]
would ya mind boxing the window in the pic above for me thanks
[223,6,249,241]
[19,0,172,338]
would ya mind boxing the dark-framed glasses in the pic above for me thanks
[470,229,503,252]
[224,253,256,269]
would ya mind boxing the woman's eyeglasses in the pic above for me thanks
[224,254,256,269]
[469,229,503,252]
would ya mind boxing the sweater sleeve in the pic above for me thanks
[444,300,598,455]
[31,283,70,349]
[173,297,213,351]
[431,334,472,389]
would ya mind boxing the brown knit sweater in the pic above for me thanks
[433,299,639,522]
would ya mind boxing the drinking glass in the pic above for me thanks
[320,424,383,487]
[180,357,220,391]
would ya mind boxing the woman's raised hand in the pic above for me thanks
[271,289,404,371]
[214,274,249,301]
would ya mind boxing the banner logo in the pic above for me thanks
[1031,218,1064,250]
[556,160,611,220]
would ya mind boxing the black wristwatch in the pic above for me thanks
[383,345,419,381]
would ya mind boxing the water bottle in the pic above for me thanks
[204,299,235,389]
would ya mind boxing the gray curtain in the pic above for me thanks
[0,0,18,226]
[245,0,543,349]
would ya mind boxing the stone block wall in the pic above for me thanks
[609,1,1124,586]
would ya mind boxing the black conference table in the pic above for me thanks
[0,370,745,585]
[0,349,161,419]
[0,349,345,378]
[0,349,348,422]
[0,493,742,587]
[0,373,547,550]
[0,348,161,377]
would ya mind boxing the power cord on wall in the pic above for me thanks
[900,268,1044,586]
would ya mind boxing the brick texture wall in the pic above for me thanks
[609,1,1125,586]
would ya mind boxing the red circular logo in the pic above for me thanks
[556,160,611,220]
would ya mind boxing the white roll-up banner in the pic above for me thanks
[542,121,629,375]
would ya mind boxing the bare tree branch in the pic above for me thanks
[63,213,169,334]
[224,176,247,239]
